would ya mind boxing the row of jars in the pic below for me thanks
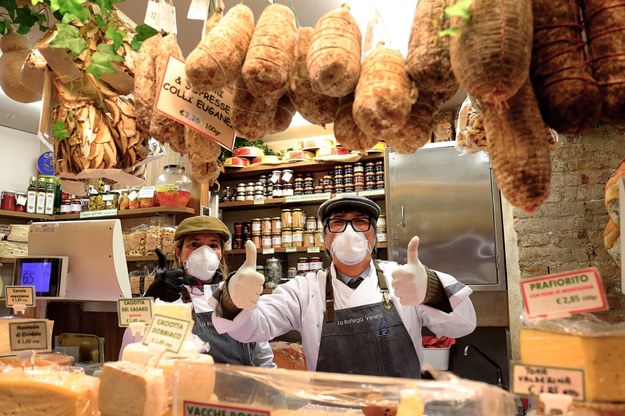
[222,161,385,203]
[233,228,324,250]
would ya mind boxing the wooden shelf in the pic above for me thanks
[0,207,196,221]
[221,154,384,180]
[0,257,16,264]
[126,255,174,262]
[220,189,386,211]
[226,242,387,255]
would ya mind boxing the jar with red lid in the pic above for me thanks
[1,191,16,211]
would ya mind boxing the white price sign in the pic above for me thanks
[9,320,50,353]
[117,298,154,327]
[143,314,192,353]
[154,56,235,151]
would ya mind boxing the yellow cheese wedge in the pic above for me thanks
[520,328,625,402]
[166,354,216,415]
[0,368,99,416]
[397,388,425,416]
[99,361,166,416]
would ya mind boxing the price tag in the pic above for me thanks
[253,197,265,205]
[79,208,117,219]
[138,186,156,198]
[5,286,36,307]
[187,0,210,20]
[285,246,297,253]
[307,247,321,253]
[9,320,50,353]
[270,171,281,184]
[155,56,236,151]
[284,193,331,204]
[512,362,585,401]
[520,267,607,319]
[144,0,160,29]
[358,189,385,197]
[143,314,192,353]
[262,248,275,255]
[182,402,270,416]
[117,298,154,327]
[159,1,178,34]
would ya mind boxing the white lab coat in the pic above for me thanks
[211,260,477,371]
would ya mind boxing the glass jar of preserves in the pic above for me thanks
[155,164,192,207]
[272,183,283,198]
[119,190,130,210]
[233,236,243,249]
[281,169,294,184]
[138,186,157,208]
[306,216,317,231]
[283,183,294,196]
[314,230,323,246]
[303,230,315,248]
[265,257,283,287]
[261,233,272,249]
[60,199,71,214]
[292,227,304,247]
[291,208,304,229]
[272,217,281,233]
[287,267,297,279]
[281,228,293,248]
[14,192,27,212]
[261,217,272,234]
[297,257,310,274]
[281,209,292,228]
[272,232,282,249]
[344,164,354,176]
[252,233,262,248]
[246,182,255,193]
[256,265,265,277]
[234,222,243,236]
[270,170,282,184]
[251,218,262,234]
[309,256,323,271]
[294,176,304,195]
[1,191,16,211]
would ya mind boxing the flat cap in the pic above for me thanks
[318,195,381,223]
[174,216,231,242]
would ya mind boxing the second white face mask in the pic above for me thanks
[184,245,221,282]
[330,225,371,265]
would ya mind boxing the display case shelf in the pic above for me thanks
[0,207,195,221]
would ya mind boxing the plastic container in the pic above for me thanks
[155,164,192,207]
[422,347,450,371]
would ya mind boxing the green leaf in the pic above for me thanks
[53,121,69,141]
[93,13,105,27]
[86,43,124,78]
[439,27,459,37]
[130,24,158,50]
[49,22,88,55]
[105,23,125,50]
[51,0,89,22]
[444,0,473,21]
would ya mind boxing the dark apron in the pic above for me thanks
[315,263,421,378]
[181,284,255,366]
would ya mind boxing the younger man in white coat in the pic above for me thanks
[212,195,476,377]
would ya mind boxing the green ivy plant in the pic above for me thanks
[439,0,473,37]
[0,0,157,78]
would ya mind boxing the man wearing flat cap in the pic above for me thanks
[212,195,476,378]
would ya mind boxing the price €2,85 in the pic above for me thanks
[179,110,221,136]
[556,294,598,305]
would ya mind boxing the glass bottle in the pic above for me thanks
[44,178,55,215]
[35,177,46,214]
[26,176,37,214]
[155,164,192,207]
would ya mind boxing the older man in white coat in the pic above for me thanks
[211,195,476,378]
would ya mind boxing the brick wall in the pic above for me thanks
[507,125,624,323]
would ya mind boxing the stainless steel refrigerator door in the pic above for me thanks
[385,143,506,290]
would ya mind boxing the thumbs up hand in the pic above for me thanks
[391,236,428,306]
[228,240,265,310]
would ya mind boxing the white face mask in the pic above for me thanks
[330,224,371,265]
[184,245,221,282]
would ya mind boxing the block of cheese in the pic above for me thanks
[0,318,55,356]
[0,352,74,367]
[0,368,99,416]
[520,327,625,402]
[167,355,216,415]
[153,301,193,321]
[99,361,166,416]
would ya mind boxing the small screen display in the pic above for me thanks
[13,258,64,297]
[18,261,52,292]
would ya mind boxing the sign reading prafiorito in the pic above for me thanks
[520,267,607,319]
[154,55,235,151]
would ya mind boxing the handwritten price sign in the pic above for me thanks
[155,56,235,151]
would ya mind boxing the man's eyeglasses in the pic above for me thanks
[326,217,372,233]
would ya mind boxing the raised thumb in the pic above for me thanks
[406,236,421,265]
[242,240,258,269]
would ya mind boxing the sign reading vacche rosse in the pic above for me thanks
[154,55,236,150]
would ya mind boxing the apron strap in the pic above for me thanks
[179,285,197,321]
[373,261,393,310]
[325,269,335,323]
